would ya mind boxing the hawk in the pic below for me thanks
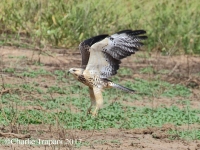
[68,30,147,116]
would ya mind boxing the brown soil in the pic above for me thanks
[0,124,200,150]
[0,123,200,150]
[0,46,200,150]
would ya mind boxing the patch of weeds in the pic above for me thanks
[60,104,200,129]
[118,105,200,129]
[33,62,44,66]
[0,137,10,146]
[70,96,89,112]
[18,110,52,124]
[124,78,191,98]
[0,100,200,130]
[35,87,44,94]
[18,83,44,94]
[140,66,154,74]
[75,140,90,148]
[158,69,170,74]
[176,99,190,106]
[1,93,21,103]
[110,76,120,83]
[0,68,198,135]
[41,96,69,110]
[54,70,67,81]
[2,83,17,89]
[2,68,15,73]
[136,53,150,59]
[54,70,65,77]
[93,140,108,144]
[47,86,68,94]
[20,84,35,91]
[118,67,132,76]
[69,83,87,94]
[8,55,27,59]
[0,0,200,53]
[110,139,120,144]
[169,129,200,140]
[162,84,191,98]
[16,68,52,78]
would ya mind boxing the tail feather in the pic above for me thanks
[109,82,135,93]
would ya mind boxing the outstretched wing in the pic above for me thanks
[79,34,109,68]
[85,30,147,78]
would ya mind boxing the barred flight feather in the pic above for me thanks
[82,30,147,78]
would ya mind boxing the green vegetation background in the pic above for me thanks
[0,0,200,141]
[0,0,200,54]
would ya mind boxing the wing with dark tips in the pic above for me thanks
[79,34,108,68]
[85,30,147,78]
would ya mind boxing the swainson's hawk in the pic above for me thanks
[68,30,147,116]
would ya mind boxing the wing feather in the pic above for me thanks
[85,30,147,78]
[79,34,108,68]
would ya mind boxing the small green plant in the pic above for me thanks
[0,0,199,54]
[2,68,15,73]
[140,66,154,74]
[169,129,200,140]
[16,68,52,78]
[1,102,199,130]
[124,78,191,98]
[118,67,133,76]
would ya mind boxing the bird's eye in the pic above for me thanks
[73,69,76,72]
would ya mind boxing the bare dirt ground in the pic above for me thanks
[1,124,200,150]
[0,46,200,150]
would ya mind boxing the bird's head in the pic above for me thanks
[68,68,84,77]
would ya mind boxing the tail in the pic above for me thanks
[108,82,135,93]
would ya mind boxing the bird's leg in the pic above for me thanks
[88,87,96,115]
[92,106,99,117]
[87,101,95,115]
[91,87,103,117]
[87,105,92,115]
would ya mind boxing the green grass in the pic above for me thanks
[0,101,200,130]
[169,129,200,140]
[0,1,200,144]
[15,68,52,78]
[0,67,198,130]
[0,0,200,54]
[0,66,199,142]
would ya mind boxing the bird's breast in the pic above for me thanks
[77,74,108,89]
[77,75,87,84]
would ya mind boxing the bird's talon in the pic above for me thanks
[92,112,97,117]
[87,109,92,116]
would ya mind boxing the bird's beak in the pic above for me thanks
[67,71,70,75]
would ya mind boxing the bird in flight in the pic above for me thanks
[68,30,147,116]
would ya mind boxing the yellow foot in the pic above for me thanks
[87,110,97,117]
[87,107,98,117]
[91,111,97,117]
[91,108,98,117]
[87,110,91,116]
